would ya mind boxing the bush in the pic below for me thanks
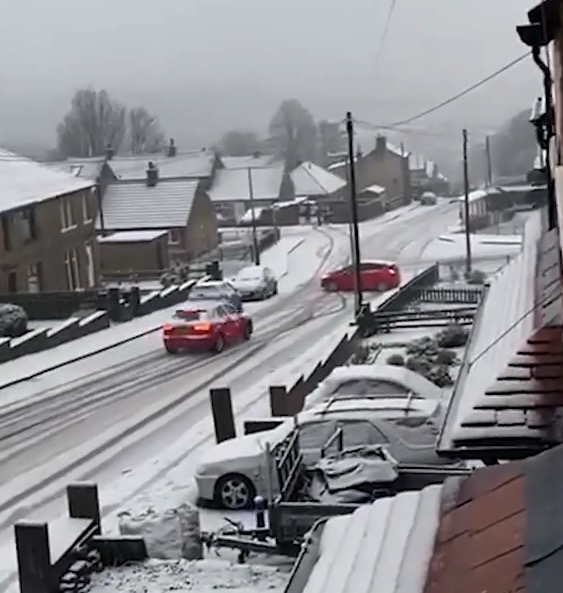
[386,353,405,366]
[0,303,28,338]
[467,269,486,285]
[405,336,439,358]
[424,365,454,387]
[436,324,469,348]
[405,355,433,375]
[435,349,458,366]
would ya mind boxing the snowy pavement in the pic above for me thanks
[0,202,463,592]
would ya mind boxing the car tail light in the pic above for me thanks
[388,267,396,275]
[192,322,212,333]
[162,324,173,334]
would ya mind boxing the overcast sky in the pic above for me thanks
[0,0,542,158]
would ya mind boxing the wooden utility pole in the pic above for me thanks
[485,135,493,187]
[463,129,472,277]
[346,112,363,316]
[247,168,260,265]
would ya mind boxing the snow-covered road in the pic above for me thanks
[0,201,460,591]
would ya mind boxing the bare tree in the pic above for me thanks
[220,129,260,156]
[56,88,127,158]
[129,107,165,154]
[269,99,318,170]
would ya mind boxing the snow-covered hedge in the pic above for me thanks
[0,303,28,338]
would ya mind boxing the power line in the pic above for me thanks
[384,52,530,128]
[374,0,398,72]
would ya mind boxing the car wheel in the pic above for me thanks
[214,474,255,510]
[165,344,178,354]
[273,283,278,296]
[377,282,389,292]
[244,321,253,340]
[213,334,225,354]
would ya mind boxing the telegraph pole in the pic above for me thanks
[346,112,363,316]
[485,135,493,187]
[247,168,260,265]
[462,129,472,277]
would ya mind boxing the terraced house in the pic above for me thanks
[0,149,100,293]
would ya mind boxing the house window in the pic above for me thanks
[84,242,95,288]
[82,194,92,223]
[168,229,181,245]
[1,216,10,251]
[64,248,81,290]
[7,270,17,293]
[17,208,37,243]
[27,263,42,293]
[60,198,76,231]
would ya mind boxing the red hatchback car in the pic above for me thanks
[162,301,253,354]
[321,261,401,292]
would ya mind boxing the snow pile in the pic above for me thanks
[90,558,290,593]
[118,503,203,560]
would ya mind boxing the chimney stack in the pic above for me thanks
[375,136,387,154]
[146,161,159,186]
[167,138,177,158]
[105,144,115,160]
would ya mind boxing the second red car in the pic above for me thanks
[162,300,253,354]
[321,261,401,292]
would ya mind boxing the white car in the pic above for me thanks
[230,265,278,301]
[195,398,446,510]
[304,365,446,410]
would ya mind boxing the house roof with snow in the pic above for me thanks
[409,153,427,171]
[0,148,95,214]
[96,179,200,230]
[290,161,346,197]
[97,230,168,243]
[438,209,563,459]
[289,444,563,593]
[361,183,386,195]
[107,150,217,181]
[220,154,279,169]
[45,157,107,181]
[208,166,285,202]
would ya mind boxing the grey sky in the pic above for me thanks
[0,0,540,155]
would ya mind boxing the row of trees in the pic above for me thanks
[220,99,345,169]
[56,88,165,158]
[55,90,343,167]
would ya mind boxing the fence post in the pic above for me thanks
[67,483,101,535]
[15,522,52,593]
[209,388,236,443]
[269,385,288,416]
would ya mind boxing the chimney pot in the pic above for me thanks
[146,161,159,186]
[375,136,387,154]
[167,138,177,158]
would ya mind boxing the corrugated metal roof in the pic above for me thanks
[291,162,346,197]
[96,179,199,230]
[0,148,94,213]
[439,210,563,455]
[208,166,284,202]
[107,150,215,181]
[97,230,167,243]
[298,485,442,593]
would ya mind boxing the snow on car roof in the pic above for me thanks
[305,364,445,409]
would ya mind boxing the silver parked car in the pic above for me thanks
[230,265,278,301]
[195,398,450,510]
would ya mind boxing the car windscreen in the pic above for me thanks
[386,418,440,445]
[237,271,262,281]
[189,286,224,299]
[332,379,411,397]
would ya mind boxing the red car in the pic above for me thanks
[321,261,401,292]
[162,301,253,354]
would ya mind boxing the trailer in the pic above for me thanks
[206,424,473,560]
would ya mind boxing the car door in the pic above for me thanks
[215,304,235,342]
[223,302,244,341]
[358,263,383,291]
[339,265,355,291]
[263,267,273,293]
[298,419,337,466]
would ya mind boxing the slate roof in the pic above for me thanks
[290,444,563,593]
[0,148,94,213]
[208,166,285,202]
[290,162,346,197]
[220,155,278,169]
[438,209,563,458]
[96,179,199,230]
[107,150,216,181]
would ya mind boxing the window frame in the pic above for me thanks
[81,194,92,224]
[60,198,77,232]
